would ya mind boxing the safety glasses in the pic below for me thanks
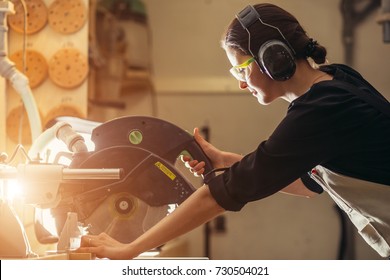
[229,57,255,81]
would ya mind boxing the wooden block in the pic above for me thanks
[68,252,94,260]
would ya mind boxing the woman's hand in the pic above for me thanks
[182,127,226,176]
[182,127,244,176]
[77,232,137,259]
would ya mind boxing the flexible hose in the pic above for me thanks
[0,5,42,142]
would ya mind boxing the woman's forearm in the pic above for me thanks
[125,185,225,258]
[222,151,244,167]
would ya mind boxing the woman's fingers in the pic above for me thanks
[181,156,206,175]
[182,156,204,168]
[184,159,196,168]
[193,127,206,147]
[192,167,205,177]
[192,161,206,172]
[79,233,123,248]
[80,235,94,247]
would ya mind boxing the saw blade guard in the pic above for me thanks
[91,115,214,174]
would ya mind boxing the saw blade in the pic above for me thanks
[84,192,168,243]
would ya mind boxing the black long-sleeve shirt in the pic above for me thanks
[208,64,390,211]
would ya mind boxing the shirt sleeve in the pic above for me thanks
[207,173,246,211]
[207,140,326,211]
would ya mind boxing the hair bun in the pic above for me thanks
[305,38,318,57]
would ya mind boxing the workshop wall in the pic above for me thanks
[3,0,89,155]
[138,0,390,259]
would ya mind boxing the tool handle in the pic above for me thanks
[184,138,215,178]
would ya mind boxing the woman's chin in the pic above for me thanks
[255,96,270,105]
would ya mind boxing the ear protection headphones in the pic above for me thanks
[236,5,296,81]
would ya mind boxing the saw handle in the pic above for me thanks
[184,137,215,178]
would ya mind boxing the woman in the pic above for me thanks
[78,3,390,259]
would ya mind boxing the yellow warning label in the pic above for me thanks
[154,161,176,181]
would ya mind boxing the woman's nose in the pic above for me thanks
[239,80,248,90]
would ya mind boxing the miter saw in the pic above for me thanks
[25,116,213,250]
[48,115,214,244]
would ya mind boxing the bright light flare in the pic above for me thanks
[0,178,22,202]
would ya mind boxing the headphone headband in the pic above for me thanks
[235,5,296,81]
[236,5,259,29]
[236,5,295,56]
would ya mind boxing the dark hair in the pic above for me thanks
[222,3,327,64]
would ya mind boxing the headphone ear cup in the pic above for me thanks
[258,40,296,81]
